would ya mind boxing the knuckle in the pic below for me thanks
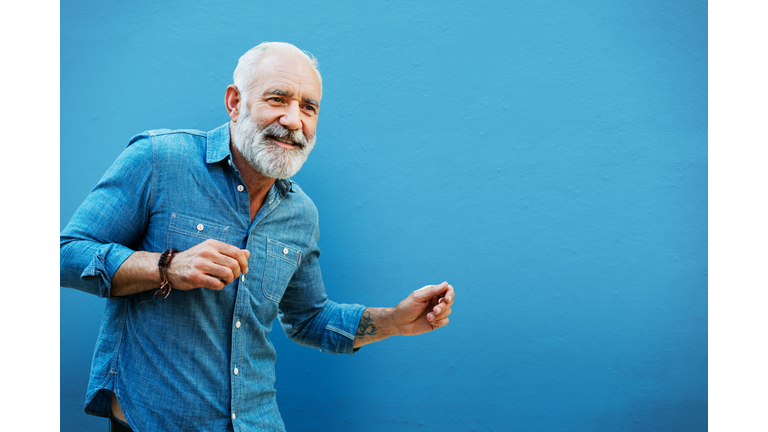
[209,278,224,290]
[192,258,208,270]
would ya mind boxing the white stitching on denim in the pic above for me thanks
[326,325,354,340]
[266,238,301,265]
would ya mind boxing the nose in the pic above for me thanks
[279,101,302,131]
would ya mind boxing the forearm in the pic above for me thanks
[110,251,163,297]
[353,307,400,349]
[111,239,249,297]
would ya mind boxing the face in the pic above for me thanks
[232,53,322,179]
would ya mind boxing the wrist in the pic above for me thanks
[155,248,178,299]
[381,307,401,337]
[353,307,397,349]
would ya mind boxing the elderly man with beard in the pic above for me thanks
[60,42,455,432]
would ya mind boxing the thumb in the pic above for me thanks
[410,282,448,302]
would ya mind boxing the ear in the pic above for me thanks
[225,85,241,122]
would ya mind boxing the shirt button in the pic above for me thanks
[234,367,239,375]
[196,224,204,232]
[237,185,244,192]
[241,274,245,282]
[232,413,236,420]
[283,248,289,255]
[236,320,241,328]
[228,159,232,166]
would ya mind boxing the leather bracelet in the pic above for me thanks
[156,248,178,299]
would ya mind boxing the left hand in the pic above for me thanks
[392,282,455,336]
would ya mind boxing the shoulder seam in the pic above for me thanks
[147,129,207,138]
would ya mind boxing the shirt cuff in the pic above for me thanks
[320,302,367,355]
[80,243,136,299]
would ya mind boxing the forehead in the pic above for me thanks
[247,53,322,101]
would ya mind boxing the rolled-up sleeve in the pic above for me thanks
[277,225,366,355]
[60,134,154,299]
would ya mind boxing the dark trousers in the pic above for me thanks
[109,415,133,432]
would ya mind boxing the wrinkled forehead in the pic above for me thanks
[247,53,322,101]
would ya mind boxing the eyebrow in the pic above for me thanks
[265,88,290,97]
[303,97,320,108]
[264,88,320,108]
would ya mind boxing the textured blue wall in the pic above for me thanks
[61,1,707,430]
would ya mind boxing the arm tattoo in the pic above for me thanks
[355,310,378,339]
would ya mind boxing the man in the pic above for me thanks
[60,42,455,431]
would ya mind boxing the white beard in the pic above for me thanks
[232,108,316,179]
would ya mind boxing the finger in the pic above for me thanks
[210,241,249,275]
[431,316,450,328]
[200,275,227,291]
[233,249,249,274]
[184,270,228,291]
[192,246,240,282]
[442,283,455,305]
[432,304,452,319]
[198,259,237,285]
[411,282,450,302]
[211,254,244,281]
[429,308,452,323]
[437,295,454,306]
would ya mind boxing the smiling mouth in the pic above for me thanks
[267,136,303,149]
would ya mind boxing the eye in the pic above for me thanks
[303,105,317,114]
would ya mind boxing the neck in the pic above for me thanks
[230,137,275,221]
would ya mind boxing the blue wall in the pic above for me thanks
[61,1,707,430]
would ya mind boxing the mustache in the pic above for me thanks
[261,122,308,148]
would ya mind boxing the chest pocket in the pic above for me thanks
[262,238,302,303]
[167,213,229,251]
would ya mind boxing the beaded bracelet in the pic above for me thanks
[155,248,178,299]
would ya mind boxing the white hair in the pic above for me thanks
[232,42,322,103]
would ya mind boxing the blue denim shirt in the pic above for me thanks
[60,123,366,431]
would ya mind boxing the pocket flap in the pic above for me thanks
[168,213,229,241]
[266,238,301,266]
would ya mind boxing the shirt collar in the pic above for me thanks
[275,178,294,195]
[205,123,233,164]
[206,122,294,195]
